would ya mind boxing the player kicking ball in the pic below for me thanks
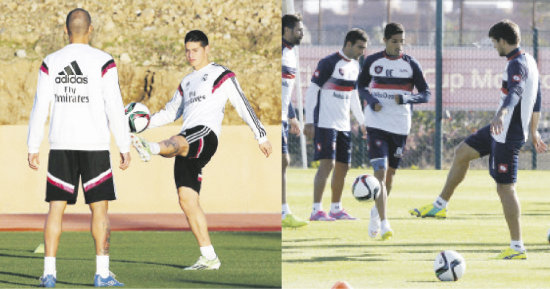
[410,20,547,260]
[131,30,272,270]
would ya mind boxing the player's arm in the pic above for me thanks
[396,58,431,105]
[491,61,527,135]
[287,102,300,135]
[101,58,131,169]
[357,57,380,111]
[27,59,53,170]
[148,83,185,129]
[350,89,365,132]
[530,80,547,153]
[304,58,332,138]
[223,72,271,157]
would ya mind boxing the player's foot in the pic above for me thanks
[409,204,447,218]
[184,256,221,270]
[329,209,358,220]
[309,210,336,221]
[381,228,393,241]
[39,274,56,287]
[495,248,527,260]
[130,133,152,162]
[94,271,124,287]
[282,214,308,228]
[368,210,381,238]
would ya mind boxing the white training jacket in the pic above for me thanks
[148,62,268,144]
[27,43,130,154]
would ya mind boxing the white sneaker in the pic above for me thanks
[368,207,380,238]
[130,133,152,162]
[184,256,221,270]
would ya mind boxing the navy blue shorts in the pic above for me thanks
[282,121,289,154]
[313,127,351,163]
[366,127,408,170]
[465,125,524,184]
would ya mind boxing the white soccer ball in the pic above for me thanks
[434,250,466,281]
[351,174,380,202]
[125,102,150,133]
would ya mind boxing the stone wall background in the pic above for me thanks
[0,0,281,125]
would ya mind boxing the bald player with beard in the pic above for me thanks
[28,8,128,287]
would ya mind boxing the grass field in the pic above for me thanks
[0,231,280,288]
[283,168,550,289]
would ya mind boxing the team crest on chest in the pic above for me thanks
[374,66,383,74]
[339,68,345,76]
[202,74,208,81]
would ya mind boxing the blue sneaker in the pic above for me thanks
[39,274,56,287]
[94,272,124,287]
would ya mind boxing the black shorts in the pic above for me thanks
[46,150,116,204]
[174,126,218,193]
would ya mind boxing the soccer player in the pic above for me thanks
[410,20,547,259]
[357,23,431,240]
[281,14,308,228]
[131,30,272,270]
[27,8,129,287]
[304,28,367,221]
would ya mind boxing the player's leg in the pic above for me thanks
[329,131,356,220]
[366,128,392,239]
[281,122,307,228]
[131,133,189,161]
[178,186,221,270]
[410,126,489,218]
[80,151,123,286]
[491,140,526,259]
[385,167,396,196]
[41,201,66,287]
[311,127,337,221]
[41,150,79,287]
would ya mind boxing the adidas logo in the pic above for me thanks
[55,60,88,84]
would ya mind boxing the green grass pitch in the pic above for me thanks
[0,231,280,288]
[283,168,550,289]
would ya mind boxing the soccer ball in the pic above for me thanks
[434,250,466,281]
[351,174,380,202]
[125,102,150,133]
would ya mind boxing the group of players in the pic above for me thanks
[28,8,272,287]
[281,14,547,261]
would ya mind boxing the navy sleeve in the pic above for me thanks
[502,60,527,109]
[287,102,296,119]
[534,79,541,112]
[311,58,333,87]
[401,57,431,104]
[357,55,379,109]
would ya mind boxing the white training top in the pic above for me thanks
[304,50,364,131]
[27,43,130,153]
[148,62,268,144]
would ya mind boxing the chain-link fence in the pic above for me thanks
[288,0,550,170]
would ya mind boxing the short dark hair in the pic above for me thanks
[66,8,91,36]
[384,22,404,40]
[185,30,209,47]
[282,14,302,35]
[489,19,520,45]
[344,28,368,47]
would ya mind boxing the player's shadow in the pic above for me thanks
[285,252,388,263]
[176,278,280,289]
[112,258,188,270]
[0,271,89,287]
